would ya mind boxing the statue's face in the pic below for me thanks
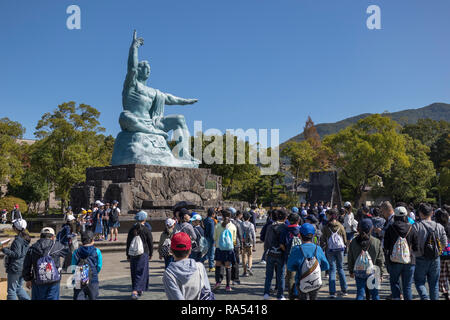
[137,61,150,81]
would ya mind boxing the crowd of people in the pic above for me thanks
[0,199,449,301]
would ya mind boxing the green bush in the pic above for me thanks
[0,196,28,213]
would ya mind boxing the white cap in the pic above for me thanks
[165,218,176,228]
[12,219,27,231]
[344,201,352,208]
[190,214,202,222]
[394,206,408,217]
[41,227,55,236]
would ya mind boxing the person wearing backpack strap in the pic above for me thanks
[22,227,69,300]
[159,218,176,268]
[126,211,154,300]
[263,209,288,300]
[383,206,418,300]
[1,219,31,300]
[109,200,121,242]
[347,219,384,300]
[229,208,243,285]
[287,223,329,300]
[320,208,348,298]
[241,211,256,277]
[71,231,102,300]
[413,203,447,300]
[279,212,302,300]
[212,209,237,292]
[189,214,206,262]
[203,208,217,272]
[163,232,214,300]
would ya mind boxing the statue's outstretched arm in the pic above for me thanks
[124,30,143,89]
[164,93,198,105]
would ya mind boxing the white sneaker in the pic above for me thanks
[263,294,270,300]
[260,260,266,265]
[278,296,287,300]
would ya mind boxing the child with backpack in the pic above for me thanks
[412,203,447,300]
[241,211,256,277]
[190,214,206,262]
[159,218,176,268]
[287,223,329,300]
[126,211,154,300]
[163,232,214,300]
[22,227,69,300]
[1,219,31,300]
[383,206,418,300]
[320,208,348,298]
[348,219,385,300]
[213,209,237,292]
[71,231,103,300]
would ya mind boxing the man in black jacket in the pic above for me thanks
[22,227,69,300]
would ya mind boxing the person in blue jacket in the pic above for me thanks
[287,223,329,300]
[71,231,103,300]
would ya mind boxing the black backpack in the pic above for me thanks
[110,208,119,223]
[423,223,442,259]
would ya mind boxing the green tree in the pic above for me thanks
[0,118,26,189]
[377,135,436,204]
[324,114,409,206]
[281,140,317,192]
[31,102,112,211]
[7,169,49,213]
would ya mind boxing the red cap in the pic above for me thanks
[170,232,192,251]
[15,204,19,208]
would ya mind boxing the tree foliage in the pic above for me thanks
[0,118,26,188]
[324,114,408,205]
[30,102,113,210]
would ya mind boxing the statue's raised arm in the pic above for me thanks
[123,30,144,91]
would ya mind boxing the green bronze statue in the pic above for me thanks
[111,30,200,167]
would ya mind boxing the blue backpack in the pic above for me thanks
[218,228,234,251]
[34,241,61,285]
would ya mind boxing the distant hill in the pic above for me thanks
[282,102,450,146]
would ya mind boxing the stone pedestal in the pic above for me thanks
[70,164,247,221]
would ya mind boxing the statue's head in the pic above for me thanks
[137,60,151,81]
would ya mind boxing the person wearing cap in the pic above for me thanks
[63,206,73,223]
[159,218,177,268]
[22,227,69,300]
[347,218,384,300]
[287,223,329,300]
[189,214,205,262]
[11,204,22,221]
[249,204,258,229]
[1,219,31,300]
[412,203,447,300]
[126,210,153,300]
[93,202,105,241]
[163,232,213,300]
[71,231,103,300]
[382,206,418,300]
[56,214,77,272]
[103,203,111,241]
[109,200,121,241]
[204,208,217,272]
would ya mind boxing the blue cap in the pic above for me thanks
[228,207,237,214]
[360,218,373,233]
[300,223,315,236]
[135,210,147,221]
[291,207,299,213]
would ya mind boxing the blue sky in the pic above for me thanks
[1,0,449,144]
